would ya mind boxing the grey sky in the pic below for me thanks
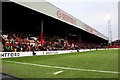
[46,0,118,41]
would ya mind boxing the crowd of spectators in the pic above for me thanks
[1,31,104,52]
[44,36,65,51]
[110,40,120,48]
[2,31,38,52]
[112,40,120,46]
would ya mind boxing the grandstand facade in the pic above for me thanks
[1,0,108,52]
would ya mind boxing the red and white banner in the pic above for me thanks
[57,10,76,25]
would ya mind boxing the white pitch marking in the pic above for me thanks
[53,70,63,75]
[3,60,120,75]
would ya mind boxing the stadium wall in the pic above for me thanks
[0,49,106,58]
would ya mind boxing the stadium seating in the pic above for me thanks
[109,40,120,48]
[1,31,107,52]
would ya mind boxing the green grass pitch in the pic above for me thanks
[1,49,119,78]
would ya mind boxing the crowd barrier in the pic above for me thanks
[0,49,106,58]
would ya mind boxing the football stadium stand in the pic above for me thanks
[1,0,109,52]
[108,40,120,48]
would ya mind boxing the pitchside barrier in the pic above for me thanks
[0,49,106,58]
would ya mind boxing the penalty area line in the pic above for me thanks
[3,60,120,75]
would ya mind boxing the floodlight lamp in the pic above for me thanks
[106,15,112,21]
